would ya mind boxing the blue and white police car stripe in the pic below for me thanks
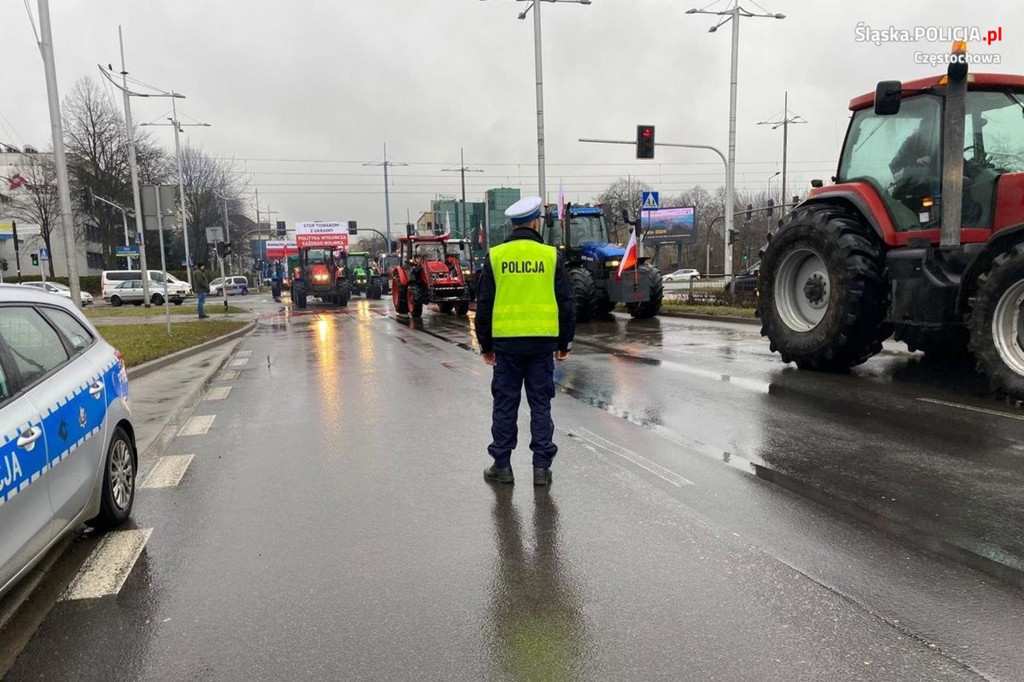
[0,357,127,507]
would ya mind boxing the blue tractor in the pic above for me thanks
[543,204,663,321]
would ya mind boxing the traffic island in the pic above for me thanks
[84,305,248,319]
[658,302,759,325]
[95,320,250,371]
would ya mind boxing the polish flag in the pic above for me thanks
[478,222,485,247]
[7,173,26,191]
[557,179,566,220]
[442,211,451,237]
[616,228,638,279]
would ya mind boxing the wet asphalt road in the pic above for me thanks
[5,296,1024,680]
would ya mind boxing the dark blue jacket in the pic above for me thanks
[475,227,576,355]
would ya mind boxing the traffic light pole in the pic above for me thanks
[94,195,134,269]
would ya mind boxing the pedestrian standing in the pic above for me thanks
[475,196,576,486]
[193,262,210,319]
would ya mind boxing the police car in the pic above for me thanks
[0,285,136,599]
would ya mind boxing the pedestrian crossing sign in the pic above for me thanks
[642,191,660,211]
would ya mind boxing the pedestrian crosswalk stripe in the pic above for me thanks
[61,528,153,600]
[140,455,194,489]
[206,387,231,401]
[228,358,248,368]
[221,370,240,380]
[178,415,215,436]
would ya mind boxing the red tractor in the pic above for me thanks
[758,44,1024,397]
[390,234,472,318]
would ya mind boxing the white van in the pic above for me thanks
[101,270,192,299]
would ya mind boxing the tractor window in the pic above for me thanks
[306,249,330,264]
[545,215,608,247]
[961,91,1024,227]
[839,94,942,231]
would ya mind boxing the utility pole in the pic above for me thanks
[758,91,806,217]
[443,148,484,240]
[364,143,407,253]
[687,1,785,275]
[36,0,82,307]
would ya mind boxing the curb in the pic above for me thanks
[658,310,760,326]
[126,319,257,380]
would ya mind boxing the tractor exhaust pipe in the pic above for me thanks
[940,42,969,248]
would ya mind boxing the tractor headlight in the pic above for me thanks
[607,260,621,268]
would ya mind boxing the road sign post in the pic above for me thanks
[38,248,49,282]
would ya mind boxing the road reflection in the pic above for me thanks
[487,487,589,681]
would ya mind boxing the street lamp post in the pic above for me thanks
[766,170,780,204]
[686,1,785,276]
[364,143,407,255]
[481,0,591,202]
[141,109,210,289]
[758,91,806,218]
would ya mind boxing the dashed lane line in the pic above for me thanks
[206,386,232,401]
[228,358,248,368]
[917,397,1024,422]
[178,415,215,436]
[221,370,240,380]
[61,528,153,600]
[140,454,195,489]
[235,350,253,357]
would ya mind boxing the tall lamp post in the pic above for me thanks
[480,0,592,202]
[363,143,407,254]
[686,1,785,276]
[757,91,806,218]
[766,170,780,204]
[141,110,210,289]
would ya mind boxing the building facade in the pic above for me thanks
[430,199,486,241]
[485,187,520,245]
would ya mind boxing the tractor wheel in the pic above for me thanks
[569,267,597,323]
[393,280,409,314]
[367,282,383,300]
[439,302,455,314]
[894,325,970,362]
[968,245,1024,399]
[455,300,470,316]
[757,204,889,370]
[594,289,616,317]
[296,287,308,309]
[337,291,349,307]
[626,265,664,319]
[407,285,423,318]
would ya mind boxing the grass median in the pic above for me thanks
[85,304,248,318]
[660,302,758,319]
[95,320,248,367]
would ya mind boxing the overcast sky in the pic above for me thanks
[1,0,1017,232]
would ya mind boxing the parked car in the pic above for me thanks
[209,276,250,296]
[0,284,136,600]
[105,279,184,307]
[20,281,94,306]
[101,270,191,299]
[725,262,761,293]
[663,269,701,283]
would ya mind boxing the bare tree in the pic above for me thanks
[62,77,167,268]
[597,177,653,245]
[174,145,247,267]
[8,154,60,277]
[353,235,388,254]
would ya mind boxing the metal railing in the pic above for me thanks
[663,274,758,307]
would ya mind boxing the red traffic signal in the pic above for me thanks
[636,125,655,159]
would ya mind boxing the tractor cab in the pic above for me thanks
[341,250,384,299]
[838,78,1024,233]
[390,234,471,318]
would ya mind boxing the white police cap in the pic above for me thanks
[505,196,544,225]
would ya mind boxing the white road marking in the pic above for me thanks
[221,370,240,380]
[658,359,770,393]
[917,397,1024,422]
[61,528,153,600]
[235,350,253,358]
[140,455,194,489]
[228,358,248,368]
[206,386,232,401]
[178,415,216,436]
[572,427,695,487]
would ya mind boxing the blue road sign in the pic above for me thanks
[38,248,49,261]
[115,245,141,257]
[641,191,660,211]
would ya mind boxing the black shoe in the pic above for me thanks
[484,465,514,485]
[533,468,552,486]
[199,314,210,319]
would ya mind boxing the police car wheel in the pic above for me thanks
[88,426,136,530]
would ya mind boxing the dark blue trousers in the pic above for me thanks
[488,352,558,469]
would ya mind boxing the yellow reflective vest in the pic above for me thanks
[490,239,559,338]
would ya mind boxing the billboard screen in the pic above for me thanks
[295,221,351,248]
[642,206,696,244]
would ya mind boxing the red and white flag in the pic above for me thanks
[478,222,485,247]
[442,211,451,237]
[616,228,638,279]
[557,179,566,220]
[7,173,27,191]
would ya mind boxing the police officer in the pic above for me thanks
[476,196,576,486]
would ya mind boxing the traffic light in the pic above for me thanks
[216,241,232,258]
[745,204,754,221]
[727,229,738,245]
[82,187,95,211]
[636,125,655,159]
[30,253,39,267]
[1,258,7,272]
[276,220,287,238]
[766,199,775,217]
[347,220,358,235]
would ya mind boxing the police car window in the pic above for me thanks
[40,308,94,354]
[0,360,9,401]
[0,306,69,385]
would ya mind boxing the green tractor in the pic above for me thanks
[343,251,384,299]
